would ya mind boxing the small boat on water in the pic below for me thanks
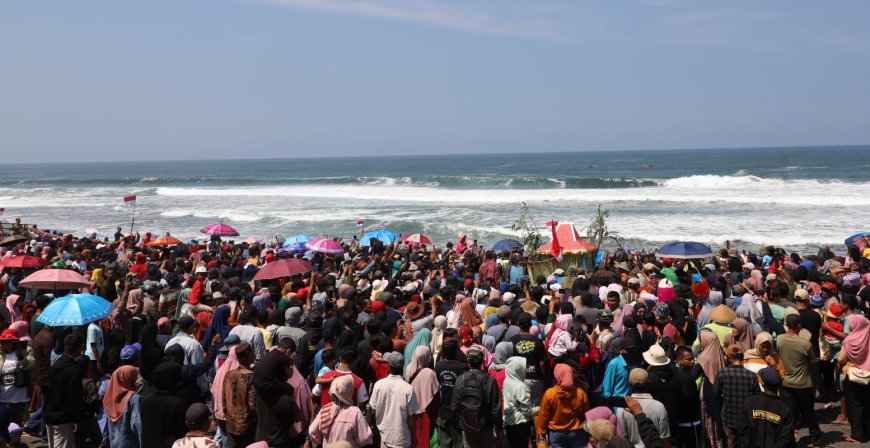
[587,164,595,169]
[639,163,653,169]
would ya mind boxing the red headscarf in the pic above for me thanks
[103,366,139,422]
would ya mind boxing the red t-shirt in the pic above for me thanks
[320,370,364,406]
[189,280,203,305]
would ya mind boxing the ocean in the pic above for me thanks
[1,146,869,254]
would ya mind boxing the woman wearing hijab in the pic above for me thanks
[8,321,30,347]
[430,315,447,363]
[696,290,724,329]
[696,330,725,448]
[723,318,754,352]
[488,341,514,391]
[308,375,372,448]
[141,362,186,448]
[402,328,432,375]
[211,341,242,445]
[503,356,539,448]
[458,297,483,328]
[839,314,870,443]
[405,346,439,448]
[458,326,493,370]
[536,363,590,448]
[253,345,299,447]
[104,365,143,448]
[743,332,785,379]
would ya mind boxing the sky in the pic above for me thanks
[2,0,869,163]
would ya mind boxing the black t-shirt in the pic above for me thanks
[434,359,468,419]
[798,308,822,357]
[509,333,545,380]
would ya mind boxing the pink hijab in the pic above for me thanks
[287,354,313,437]
[5,295,21,323]
[405,346,438,412]
[9,321,30,347]
[211,343,243,420]
[844,315,870,370]
[549,314,573,343]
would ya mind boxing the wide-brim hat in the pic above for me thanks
[710,304,736,324]
[643,344,670,366]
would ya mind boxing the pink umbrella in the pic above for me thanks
[305,238,345,255]
[19,268,92,290]
[200,223,240,237]
[253,258,315,280]
[402,233,434,246]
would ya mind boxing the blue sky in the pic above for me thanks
[2,0,869,162]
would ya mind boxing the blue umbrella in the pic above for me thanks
[36,293,113,326]
[360,230,399,246]
[280,241,308,253]
[283,235,313,247]
[845,232,870,246]
[492,239,522,251]
[655,241,714,259]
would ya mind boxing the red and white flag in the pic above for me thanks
[356,220,364,227]
[123,195,136,206]
[0,208,4,216]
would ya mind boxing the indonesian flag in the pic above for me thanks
[546,220,562,261]
[0,208,4,216]
[356,220,364,227]
[123,195,136,206]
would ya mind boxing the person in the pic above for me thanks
[253,337,300,448]
[602,338,634,403]
[406,346,439,448]
[228,308,267,360]
[0,328,32,425]
[308,375,372,448]
[777,314,821,446]
[104,365,143,448]
[510,312,546,404]
[839,314,870,443]
[450,347,503,447]
[165,315,207,390]
[141,362,187,448]
[485,305,520,343]
[672,345,702,448]
[715,344,759,448]
[536,363,590,447]
[321,346,368,406]
[43,334,86,448]
[222,344,257,448]
[696,330,725,448]
[171,403,219,448]
[742,332,785,380]
[616,368,671,448]
[434,339,468,448]
[737,367,795,448]
[502,356,538,448]
[644,344,678,438]
[24,321,53,438]
[369,351,420,448]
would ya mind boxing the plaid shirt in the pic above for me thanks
[715,364,760,427]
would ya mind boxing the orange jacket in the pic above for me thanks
[535,386,590,435]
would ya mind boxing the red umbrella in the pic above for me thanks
[0,255,47,269]
[253,258,315,280]
[402,233,434,246]
[200,223,240,237]
[146,236,184,247]
[19,268,92,290]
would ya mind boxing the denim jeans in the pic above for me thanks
[25,390,45,437]
[549,429,587,448]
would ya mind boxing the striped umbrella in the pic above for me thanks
[305,238,345,255]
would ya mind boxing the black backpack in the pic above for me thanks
[457,370,487,433]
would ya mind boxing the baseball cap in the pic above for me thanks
[185,402,211,428]
[466,347,484,365]
[793,289,809,301]
[120,343,142,360]
[725,344,744,358]
[759,367,781,387]
[384,351,404,369]
[194,266,207,274]
[629,368,648,386]
[598,309,614,324]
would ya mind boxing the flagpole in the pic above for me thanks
[130,201,136,235]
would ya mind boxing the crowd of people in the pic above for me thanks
[0,224,869,448]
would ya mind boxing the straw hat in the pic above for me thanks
[710,304,736,324]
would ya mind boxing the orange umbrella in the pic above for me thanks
[146,236,183,247]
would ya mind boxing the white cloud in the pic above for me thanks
[254,0,566,40]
